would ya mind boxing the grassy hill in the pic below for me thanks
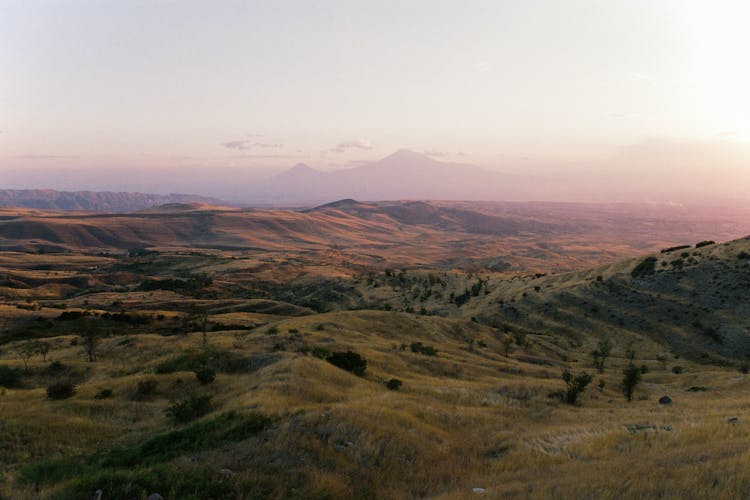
[0,235,749,498]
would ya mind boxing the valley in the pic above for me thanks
[0,200,749,498]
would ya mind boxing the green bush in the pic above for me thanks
[311,346,332,359]
[327,351,367,376]
[134,379,158,400]
[194,367,216,385]
[695,240,715,248]
[46,360,67,374]
[561,369,592,405]
[622,363,642,401]
[94,389,113,399]
[47,381,76,400]
[0,365,22,388]
[410,342,438,356]
[166,395,213,423]
[631,256,658,277]
[155,348,244,374]
[104,411,274,467]
[385,378,402,390]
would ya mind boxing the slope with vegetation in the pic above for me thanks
[0,211,749,498]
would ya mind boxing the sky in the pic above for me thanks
[1,0,749,200]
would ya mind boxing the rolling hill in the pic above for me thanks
[1,228,750,498]
[0,189,221,212]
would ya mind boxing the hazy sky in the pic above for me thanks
[1,0,749,197]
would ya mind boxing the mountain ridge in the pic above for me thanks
[0,189,222,213]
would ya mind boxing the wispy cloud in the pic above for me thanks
[221,140,283,151]
[328,138,373,153]
[10,154,75,159]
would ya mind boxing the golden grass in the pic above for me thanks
[2,307,750,499]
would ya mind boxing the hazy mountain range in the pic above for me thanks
[243,149,536,204]
[4,147,750,208]
[0,189,219,212]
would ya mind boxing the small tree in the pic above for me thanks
[17,341,36,374]
[189,307,209,347]
[561,369,593,405]
[656,353,668,370]
[80,324,101,362]
[591,338,612,373]
[36,341,51,363]
[622,363,642,402]
[502,336,515,357]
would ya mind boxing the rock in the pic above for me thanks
[219,468,234,479]
[472,487,486,493]
[93,490,103,500]
[148,494,164,500]
[728,416,739,424]
[626,423,656,433]
[658,396,672,404]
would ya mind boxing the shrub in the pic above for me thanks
[166,395,213,423]
[47,381,76,400]
[94,388,113,399]
[660,244,691,254]
[0,365,22,388]
[311,346,332,359]
[739,251,750,260]
[134,379,158,400]
[410,342,438,356]
[385,378,402,390]
[194,367,216,385]
[327,351,367,376]
[561,369,592,405]
[590,338,612,373]
[672,365,684,374]
[622,363,642,401]
[46,360,67,374]
[740,363,749,374]
[631,257,658,277]
[695,240,715,248]
[155,348,244,374]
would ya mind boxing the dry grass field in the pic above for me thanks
[0,204,749,499]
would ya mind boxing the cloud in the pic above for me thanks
[329,138,373,153]
[627,72,650,80]
[10,154,75,159]
[221,140,283,151]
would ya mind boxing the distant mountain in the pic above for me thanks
[0,189,222,212]
[244,150,532,204]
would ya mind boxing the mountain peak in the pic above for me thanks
[287,163,319,174]
[383,149,433,162]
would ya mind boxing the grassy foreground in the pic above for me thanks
[3,308,750,499]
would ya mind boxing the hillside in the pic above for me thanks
[0,189,221,212]
[1,200,747,275]
[1,236,750,498]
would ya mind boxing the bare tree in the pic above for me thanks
[80,323,101,362]
[189,307,210,348]
[17,341,36,374]
[36,341,51,362]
